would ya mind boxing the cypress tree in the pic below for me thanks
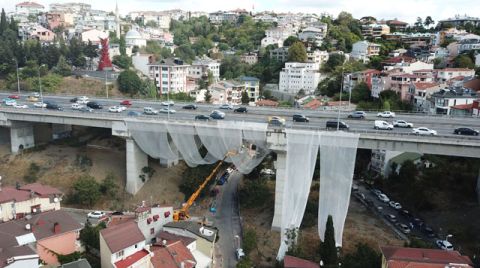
[0,9,8,34]
[321,215,338,267]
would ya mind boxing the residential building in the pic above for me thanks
[128,11,172,29]
[134,205,174,243]
[383,58,433,73]
[371,150,422,177]
[431,87,478,114]
[261,26,296,47]
[270,46,290,62]
[436,68,475,82]
[240,52,258,65]
[46,12,74,29]
[361,24,390,39]
[438,15,480,28]
[253,13,278,23]
[284,255,320,268]
[81,29,108,45]
[381,246,473,267]
[306,49,329,65]
[29,25,55,43]
[371,74,387,98]
[343,69,381,93]
[15,1,44,16]
[458,35,480,53]
[350,41,381,62]
[387,73,435,101]
[150,241,196,268]
[385,19,408,32]
[61,259,92,268]
[189,56,221,81]
[279,62,321,94]
[381,55,416,70]
[298,26,327,45]
[472,99,480,117]
[0,182,63,223]
[208,11,237,24]
[149,58,191,94]
[207,80,244,104]
[238,76,261,102]
[409,82,442,112]
[0,210,82,266]
[125,29,147,48]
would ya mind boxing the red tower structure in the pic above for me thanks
[98,38,113,71]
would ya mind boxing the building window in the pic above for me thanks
[116,250,124,258]
[150,228,155,234]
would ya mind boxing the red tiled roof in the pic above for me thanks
[20,183,62,197]
[0,186,31,204]
[150,246,177,268]
[16,1,44,8]
[464,78,480,92]
[381,246,473,267]
[439,68,474,72]
[256,99,279,107]
[135,206,151,213]
[284,255,320,268]
[106,215,136,227]
[100,221,145,253]
[303,99,322,109]
[114,249,149,268]
[157,231,196,247]
[383,56,416,64]
[166,241,196,268]
[451,103,473,110]
[413,82,439,90]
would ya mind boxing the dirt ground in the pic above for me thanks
[57,76,123,97]
[241,181,404,267]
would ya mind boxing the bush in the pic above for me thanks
[242,228,257,254]
[100,173,119,199]
[24,162,40,183]
[71,176,101,206]
[239,177,271,208]
[117,69,142,95]
[75,155,92,170]
[179,163,220,199]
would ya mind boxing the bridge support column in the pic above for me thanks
[271,151,286,231]
[51,124,72,140]
[159,158,179,168]
[10,121,34,153]
[126,138,148,195]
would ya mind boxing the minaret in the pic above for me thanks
[115,2,120,39]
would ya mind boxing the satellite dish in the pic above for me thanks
[53,197,59,203]
[25,224,31,230]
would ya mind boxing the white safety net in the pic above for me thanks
[167,123,215,167]
[125,120,178,160]
[277,129,319,260]
[318,131,359,247]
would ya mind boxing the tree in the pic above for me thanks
[83,40,98,59]
[283,36,300,47]
[323,53,345,72]
[351,82,371,103]
[288,41,307,62]
[454,54,475,69]
[242,229,257,254]
[342,243,381,268]
[80,220,106,252]
[241,90,250,104]
[321,215,337,267]
[119,35,126,56]
[100,173,119,199]
[0,9,7,35]
[424,16,435,28]
[54,55,72,76]
[112,55,132,69]
[414,17,424,32]
[72,176,101,206]
[263,89,273,100]
[383,100,391,111]
[145,20,158,28]
[204,90,212,103]
[117,69,142,95]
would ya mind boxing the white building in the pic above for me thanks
[132,53,155,76]
[350,41,381,62]
[476,54,480,67]
[15,1,44,16]
[81,29,108,45]
[298,26,327,45]
[149,58,191,94]
[431,87,478,114]
[306,49,329,66]
[383,61,434,74]
[436,68,475,82]
[261,26,296,47]
[208,11,237,24]
[279,62,321,94]
[125,29,147,48]
[129,11,171,29]
[458,35,480,53]
[189,56,221,81]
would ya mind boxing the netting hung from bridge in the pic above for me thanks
[317,131,359,247]
[125,120,178,161]
[277,129,319,260]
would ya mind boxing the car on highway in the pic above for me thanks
[393,120,413,128]
[143,107,159,115]
[326,120,349,130]
[33,102,47,108]
[71,103,84,110]
[70,97,78,103]
[386,214,397,223]
[397,223,411,234]
[182,104,197,110]
[234,107,248,113]
[219,104,233,110]
[8,94,20,99]
[77,96,89,104]
[210,110,225,119]
[377,111,396,118]
[292,114,309,122]
[436,239,453,251]
[453,127,479,136]
[348,111,366,119]
[371,188,382,195]
[159,107,176,114]
[46,103,63,110]
[120,100,132,106]
[374,120,393,130]
[195,115,210,121]
[4,99,16,106]
[401,209,412,219]
[127,111,141,116]
[412,127,437,136]
[13,104,28,109]
[27,95,39,102]
[79,106,94,113]
[377,193,390,202]
[87,211,106,219]
[31,92,40,98]
[108,106,123,113]
[268,116,286,126]
[87,102,102,109]
[389,201,402,210]
[161,101,174,106]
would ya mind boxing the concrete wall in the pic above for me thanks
[0,197,61,222]
[99,233,113,268]
[126,138,148,195]
[10,121,34,153]
[271,152,286,231]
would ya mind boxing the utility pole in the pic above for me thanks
[38,65,44,109]
[337,65,344,131]
[15,59,20,94]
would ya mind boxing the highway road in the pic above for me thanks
[1,92,480,139]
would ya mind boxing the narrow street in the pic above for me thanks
[213,171,243,268]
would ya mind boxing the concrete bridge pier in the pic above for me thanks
[126,138,148,195]
[267,131,288,231]
[10,121,34,153]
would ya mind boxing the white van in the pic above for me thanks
[374,120,393,130]
[143,107,159,115]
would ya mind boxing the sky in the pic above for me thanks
[2,0,480,24]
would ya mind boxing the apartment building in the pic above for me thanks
[361,24,390,39]
[387,73,435,101]
[189,56,221,81]
[15,1,44,16]
[298,26,327,45]
[385,19,408,32]
[431,87,478,115]
[240,52,258,65]
[350,41,381,62]
[438,15,480,27]
[270,47,289,62]
[238,76,261,102]
[208,11,238,24]
[279,62,321,94]
[343,69,381,93]
[436,68,475,82]
[149,58,191,94]
[409,82,442,112]
[261,26,296,47]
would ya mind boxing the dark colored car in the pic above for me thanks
[326,120,349,130]
[195,115,210,121]
[454,127,479,136]
[111,211,124,216]
[210,111,225,119]
[182,104,197,110]
[423,226,436,238]
[348,111,366,119]
[234,107,248,113]
[292,114,309,122]
[46,103,63,110]
[127,111,141,116]
[87,102,103,109]
[70,97,78,103]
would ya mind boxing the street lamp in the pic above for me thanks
[15,59,20,94]
[38,64,46,107]
[336,65,345,131]
[103,67,113,98]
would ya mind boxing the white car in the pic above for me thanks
[436,240,454,251]
[144,107,159,115]
[397,223,411,234]
[77,96,89,104]
[118,106,127,111]
[235,248,245,260]
[412,127,437,136]
[14,104,28,109]
[159,107,176,114]
[108,106,123,113]
[393,120,413,128]
[219,104,233,110]
[374,120,393,130]
[87,211,106,219]
[389,201,402,210]
[377,111,396,118]
[161,101,174,106]
[5,99,16,106]
[260,168,275,175]
[71,103,84,110]
[377,193,390,202]
[31,92,40,98]
[33,102,47,108]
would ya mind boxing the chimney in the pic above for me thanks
[53,222,61,234]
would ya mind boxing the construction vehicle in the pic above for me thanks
[173,152,234,221]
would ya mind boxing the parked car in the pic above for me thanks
[268,116,286,126]
[377,111,396,118]
[401,210,412,218]
[46,103,63,110]
[374,120,393,130]
[8,94,20,99]
[393,120,413,128]
[260,169,275,175]
[71,103,84,110]
[377,193,390,202]
[182,104,197,110]
[454,127,479,136]
[195,115,210,121]
[371,188,382,196]
[120,100,132,106]
[423,226,436,238]
[435,239,453,251]
[413,218,424,227]
[159,107,176,114]
[13,104,28,109]
[27,95,39,102]
[412,127,437,136]
[144,107,159,115]
[292,114,309,122]
[87,102,102,109]
[219,104,233,110]
[397,223,411,234]
[389,201,402,210]
[348,111,366,119]
[87,211,106,219]
[70,97,78,103]
[127,111,141,116]
[234,107,248,113]
[386,214,397,222]
[236,248,245,260]
[109,106,123,113]
[210,110,225,119]
[33,102,47,108]
[161,101,174,106]
[326,120,349,130]
[111,211,124,216]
